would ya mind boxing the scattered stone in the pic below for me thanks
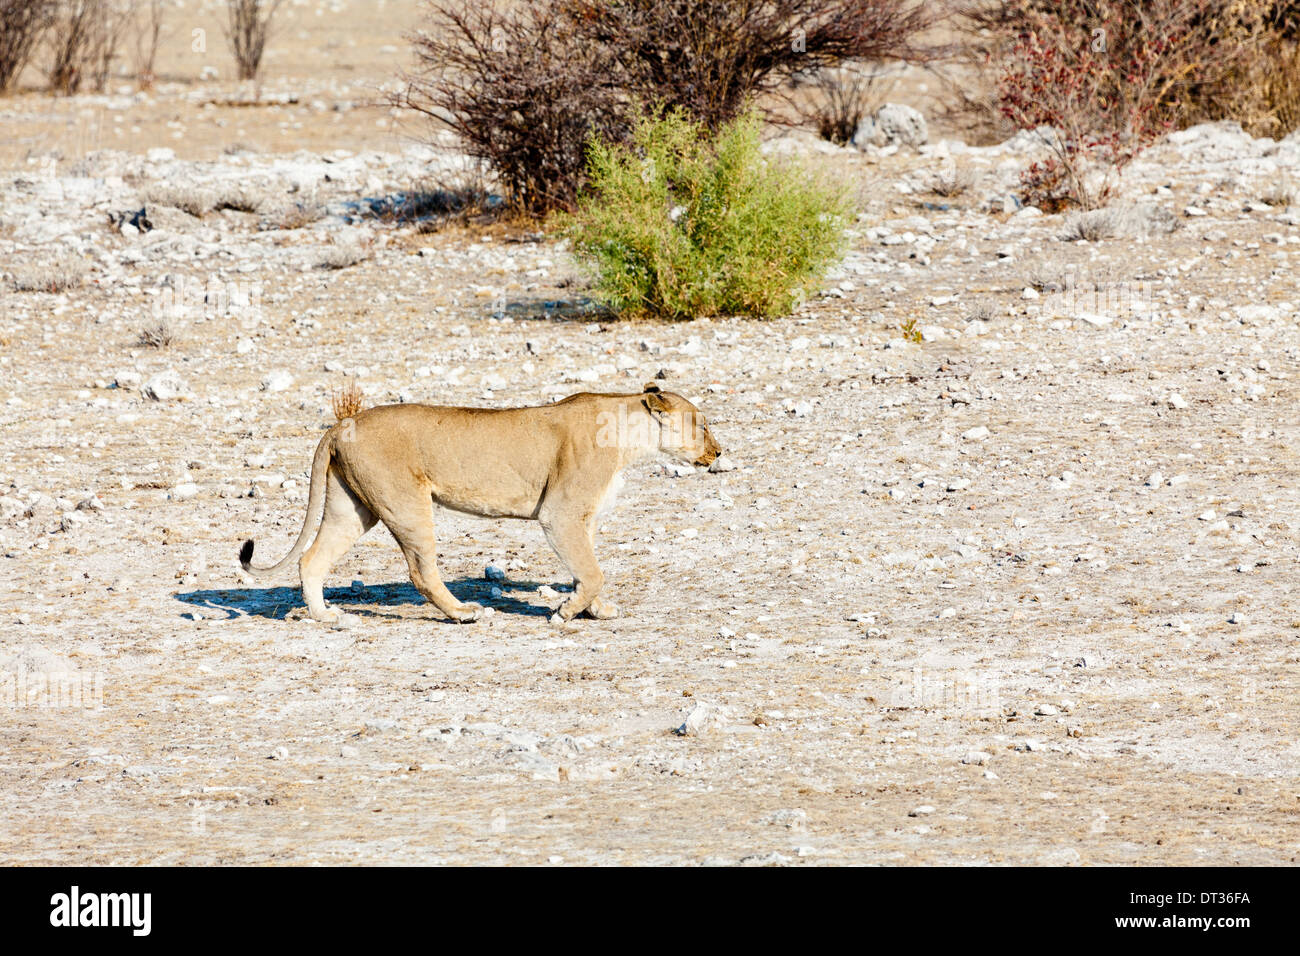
[763,808,808,831]
[673,702,731,737]
[854,103,928,149]
[142,369,190,401]
[261,370,294,392]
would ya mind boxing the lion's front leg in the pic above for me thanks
[540,515,609,621]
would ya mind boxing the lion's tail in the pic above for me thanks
[239,425,338,578]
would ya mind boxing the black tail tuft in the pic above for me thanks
[239,539,254,567]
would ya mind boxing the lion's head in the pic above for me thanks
[641,383,723,467]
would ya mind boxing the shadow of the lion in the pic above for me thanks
[175,577,560,622]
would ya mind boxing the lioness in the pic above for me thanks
[239,383,723,624]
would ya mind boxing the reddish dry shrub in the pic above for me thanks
[952,1,1300,155]
[991,1,1254,209]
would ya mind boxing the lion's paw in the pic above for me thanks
[584,599,620,620]
[448,602,483,623]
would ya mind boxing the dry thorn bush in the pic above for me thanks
[131,0,165,90]
[47,0,133,95]
[0,0,56,92]
[398,0,937,217]
[222,0,283,82]
[800,60,898,146]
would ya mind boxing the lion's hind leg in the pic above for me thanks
[300,469,376,624]
[377,493,483,623]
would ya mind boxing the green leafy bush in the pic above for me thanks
[568,109,849,320]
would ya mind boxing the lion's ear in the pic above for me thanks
[642,383,662,394]
[643,391,672,416]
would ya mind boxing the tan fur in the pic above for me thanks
[239,384,723,624]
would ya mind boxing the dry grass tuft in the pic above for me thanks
[925,162,976,198]
[316,242,370,270]
[214,185,267,214]
[146,185,216,218]
[270,198,328,231]
[1260,173,1298,207]
[137,321,174,348]
[1061,207,1123,242]
[10,257,88,293]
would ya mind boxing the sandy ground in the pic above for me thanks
[1,2,1298,866]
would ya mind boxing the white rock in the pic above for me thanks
[484,564,506,582]
[1168,392,1189,409]
[908,805,936,817]
[961,426,989,441]
[143,369,190,401]
[261,370,294,392]
[961,751,990,766]
[707,454,737,473]
[854,103,928,149]
[674,702,731,737]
